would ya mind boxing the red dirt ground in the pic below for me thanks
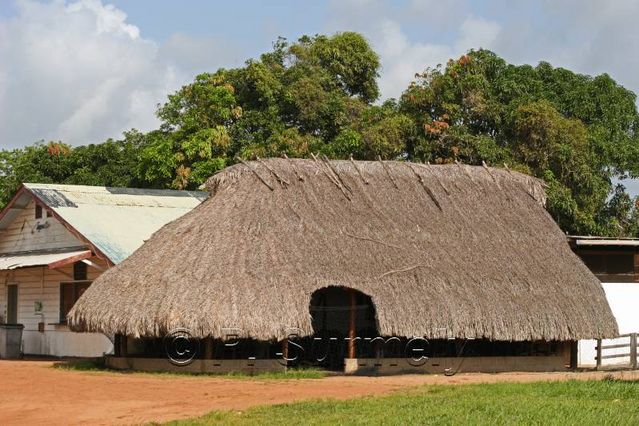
[1,360,639,425]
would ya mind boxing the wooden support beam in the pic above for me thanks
[348,289,356,359]
[282,338,289,364]
[81,258,105,271]
[569,340,578,371]
[114,334,121,357]
[47,250,92,269]
[113,334,128,358]
[596,339,602,370]
[631,333,638,370]
[204,337,214,360]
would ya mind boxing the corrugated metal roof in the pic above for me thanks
[567,235,639,247]
[575,239,639,247]
[0,249,91,270]
[20,184,207,264]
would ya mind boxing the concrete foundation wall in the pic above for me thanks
[22,328,112,357]
[106,355,567,375]
[345,355,569,375]
[106,357,286,374]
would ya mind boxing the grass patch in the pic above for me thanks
[216,368,326,380]
[132,367,326,381]
[165,379,639,425]
[52,359,325,380]
[53,358,105,371]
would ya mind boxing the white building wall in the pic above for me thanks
[1,261,112,357]
[1,195,112,357]
[0,199,84,253]
[578,282,639,367]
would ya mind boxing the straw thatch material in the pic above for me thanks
[69,158,618,341]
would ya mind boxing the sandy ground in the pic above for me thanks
[1,361,639,425]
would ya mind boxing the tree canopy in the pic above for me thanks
[2,33,639,236]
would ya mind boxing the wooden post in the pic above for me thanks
[630,333,638,370]
[282,338,289,363]
[119,334,128,357]
[348,289,356,359]
[114,334,121,357]
[204,337,214,360]
[596,339,602,370]
[569,340,578,370]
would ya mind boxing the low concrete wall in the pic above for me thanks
[106,357,286,374]
[106,355,568,375]
[23,329,113,357]
[344,356,569,375]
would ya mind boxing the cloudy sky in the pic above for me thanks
[1,0,639,150]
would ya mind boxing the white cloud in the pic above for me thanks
[0,0,238,148]
[5,0,639,158]
[375,20,454,99]
[376,15,500,99]
[66,0,139,38]
[455,16,500,52]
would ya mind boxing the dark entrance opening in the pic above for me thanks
[308,286,379,370]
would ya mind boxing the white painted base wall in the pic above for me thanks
[22,329,112,358]
[1,262,113,358]
[579,283,639,367]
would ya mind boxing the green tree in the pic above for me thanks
[400,49,639,235]
[3,37,639,238]
[0,138,143,208]
[138,32,382,189]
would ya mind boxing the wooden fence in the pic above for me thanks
[596,333,638,369]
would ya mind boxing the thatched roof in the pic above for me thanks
[69,158,618,341]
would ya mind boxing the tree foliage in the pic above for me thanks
[399,50,639,235]
[0,138,142,208]
[2,37,639,236]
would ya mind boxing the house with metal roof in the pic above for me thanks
[0,183,207,357]
[568,236,639,368]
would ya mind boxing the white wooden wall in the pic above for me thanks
[0,259,112,357]
[0,197,112,357]
[0,198,83,254]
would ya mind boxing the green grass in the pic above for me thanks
[52,358,106,371]
[52,359,325,380]
[165,378,639,425]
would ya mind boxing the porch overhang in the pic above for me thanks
[0,249,92,270]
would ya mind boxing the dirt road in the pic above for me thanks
[1,361,638,425]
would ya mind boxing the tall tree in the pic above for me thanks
[138,32,388,189]
[0,138,143,208]
[400,49,639,235]
[2,38,639,237]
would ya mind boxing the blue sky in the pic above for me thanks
[1,0,639,192]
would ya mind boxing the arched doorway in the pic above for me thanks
[309,286,379,369]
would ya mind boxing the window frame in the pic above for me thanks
[59,280,92,324]
[73,261,88,281]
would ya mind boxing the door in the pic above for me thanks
[7,284,18,324]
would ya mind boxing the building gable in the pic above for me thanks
[0,197,85,255]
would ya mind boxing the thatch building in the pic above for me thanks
[69,158,618,374]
